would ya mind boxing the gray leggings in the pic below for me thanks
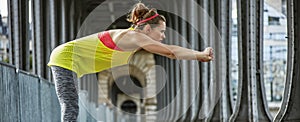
[51,66,79,122]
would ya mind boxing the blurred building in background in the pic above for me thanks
[0,14,8,62]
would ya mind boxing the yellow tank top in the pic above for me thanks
[47,30,135,78]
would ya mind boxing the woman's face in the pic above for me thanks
[146,21,166,42]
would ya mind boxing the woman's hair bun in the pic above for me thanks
[127,3,150,24]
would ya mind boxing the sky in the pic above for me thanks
[0,0,8,16]
[0,0,32,22]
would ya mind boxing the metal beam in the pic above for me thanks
[173,8,182,122]
[255,0,273,121]
[223,0,234,120]
[8,0,30,71]
[205,0,217,120]
[32,0,46,77]
[165,11,177,121]
[196,0,210,121]
[178,0,190,121]
[187,0,200,120]
[229,0,272,121]
[209,0,233,121]
[59,0,68,44]
[274,0,300,121]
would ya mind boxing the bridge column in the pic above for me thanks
[187,0,201,121]
[178,0,191,121]
[8,0,30,71]
[167,3,182,121]
[229,0,272,121]
[274,0,300,121]
[31,0,49,78]
[196,0,210,121]
[209,0,233,121]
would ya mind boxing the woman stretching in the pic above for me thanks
[48,2,213,121]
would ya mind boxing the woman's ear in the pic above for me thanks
[144,24,152,33]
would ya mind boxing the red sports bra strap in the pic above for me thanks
[98,31,122,51]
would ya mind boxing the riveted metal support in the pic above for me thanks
[8,0,30,71]
[196,0,210,121]
[274,0,300,121]
[229,0,272,121]
[209,0,233,121]
[187,0,200,121]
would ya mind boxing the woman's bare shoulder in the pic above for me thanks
[107,29,140,50]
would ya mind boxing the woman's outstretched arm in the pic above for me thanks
[128,32,214,62]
